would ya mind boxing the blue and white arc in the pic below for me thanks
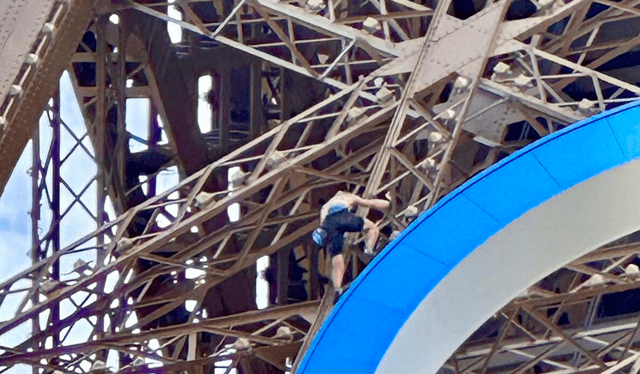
[298,100,640,374]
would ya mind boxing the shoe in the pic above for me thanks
[333,284,350,305]
[333,289,343,305]
[364,242,377,255]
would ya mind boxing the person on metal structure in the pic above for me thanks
[312,191,390,296]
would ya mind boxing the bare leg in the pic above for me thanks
[363,218,379,254]
[331,254,345,289]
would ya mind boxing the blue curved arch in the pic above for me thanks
[297,101,640,374]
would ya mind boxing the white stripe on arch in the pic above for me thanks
[377,158,640,374]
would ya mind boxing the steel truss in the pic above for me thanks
[1,0,640,372]
[442,237,640,374]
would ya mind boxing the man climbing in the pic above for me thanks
[311,191,390,296]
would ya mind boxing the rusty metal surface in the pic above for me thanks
[0,0,98,196]
[0,0,53,107]
[1,0,640,372]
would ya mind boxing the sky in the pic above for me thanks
[0,13,278,371]
[0,72,164,372]
[0,42,261,374]
[0,139,32,285]
[0,72,104,373]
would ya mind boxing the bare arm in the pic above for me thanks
[353,195,390,211]
[319,204,330,223]
[319,192,389,223]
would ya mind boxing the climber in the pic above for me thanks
[311,191,390,296]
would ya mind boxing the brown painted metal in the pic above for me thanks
[1,0,640,372]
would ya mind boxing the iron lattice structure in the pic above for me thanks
[1,0,640,373]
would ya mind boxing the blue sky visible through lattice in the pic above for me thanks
[0,66,262,373]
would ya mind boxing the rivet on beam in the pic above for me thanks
[117,237,135,252]
[441,109,456,120]
[39,279,59,294]
[363,17,382,34]
[391,229,404,240]
[347,106,366,122]
[25,53,39,65]
[231,337,251,349]
[229,168,249,189]
[266,150,286,169]
[492,61,512,80]
[194,191,217,209]
[473,135,501,147]
[581,274,605,288]
[625,264,639,275]
[399,205,419,219]
[133,357,145,366]
[317,53,330,64]
[453,76,470,90]
[538,0,555,9]
[90,360,108,372]
[428,131,444,143]
[425,157,437,169]
[375,86,394,104]
[305,0,326,13]
[9,85,23,96]
[578,98,595,114]
[493,62,510,73]
[42,23,55,34]
[514,74,533,88]
[275,326,293,339]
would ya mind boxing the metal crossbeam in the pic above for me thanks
[1,0,640,372]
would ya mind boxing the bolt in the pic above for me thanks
[428,131,444,143]
[362,17,382,34]
[514,74,532,87]
[493,62,511,74]
[577,98,595,114]
[42,23,55,34]
[9,85,22,96]
[25,54,39,64]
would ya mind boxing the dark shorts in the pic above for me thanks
[323,209,364,257]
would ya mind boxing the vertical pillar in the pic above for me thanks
[219,68,230,152]
[341,39,353,85]
[115,21,128,205]
[30,111,41,374]
[51,88,61,347]
[148,104,161,197]
[249,61,264,139]
[96,16,107,261]
[279,67,289,120]
[30,127,40,263]
[95,17,108,362]
[276,249,290,305]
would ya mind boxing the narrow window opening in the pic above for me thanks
[198,75,213,133]
[167,0,183,44]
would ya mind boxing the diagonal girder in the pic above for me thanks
[4,0,640,372]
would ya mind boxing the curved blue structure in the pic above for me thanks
[297,101,640,374]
